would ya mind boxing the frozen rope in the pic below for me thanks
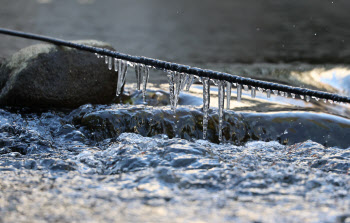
[0,27,349,103]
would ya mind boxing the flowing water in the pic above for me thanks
[0,58,350,222]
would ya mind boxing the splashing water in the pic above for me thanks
[218,80,225,143]
[202,77,210,139]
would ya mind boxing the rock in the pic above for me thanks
[0,40,119,108]
[71,105,350,148]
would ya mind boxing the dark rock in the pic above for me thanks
[74,105,350,148]
[0,40,119,108]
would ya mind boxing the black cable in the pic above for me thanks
[0,27,349,103]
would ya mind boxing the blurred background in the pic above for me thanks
[0,0,349,65]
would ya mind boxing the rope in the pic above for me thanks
[0,27,349,103]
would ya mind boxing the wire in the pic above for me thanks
[0,27,349,103]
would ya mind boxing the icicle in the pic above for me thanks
[180,73,189,91]
[291,93,296,99]
[237,84,242,101]
[134,63,142,90]
[173,72,184,111]
[185,75,195,91]
[105,56,108,64]
[226,82,232,109]
[116,59,128,96]
[258,87,263,93]
[305,95,311,102]
[114,58,119,72]
[202,77,210,140]
[280,91,285,97]
[323,99,327,103]
[266,89,271,98]
[300,95,305,100]
[108,57,113,70]
[212,79,219,86]
[142,65,150,104]
[312,96,320,101]
[284,92,288,98]
[167,71,175,111]
[218,80,225,143]
[328,99,334,104]
[243,85,249,91]
[95,53,100,58]
[272,90,278,95]
[251,86,256,98]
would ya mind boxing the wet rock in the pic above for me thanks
[0,40,119,108]
[75,105,350,148]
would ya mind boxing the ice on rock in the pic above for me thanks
[237,84,242,101]
[226,82,232,109]
[116,59,128,96]
[251,86,256,98]
[218,80,225,143]
[202,77,210,139]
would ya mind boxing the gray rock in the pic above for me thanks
[0,40,119,108]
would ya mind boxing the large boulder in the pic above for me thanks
[0,40,119,108]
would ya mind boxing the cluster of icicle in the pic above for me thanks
[96,53,150,104]
[96,53,344,143]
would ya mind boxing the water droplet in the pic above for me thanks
[226,82,232,109]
